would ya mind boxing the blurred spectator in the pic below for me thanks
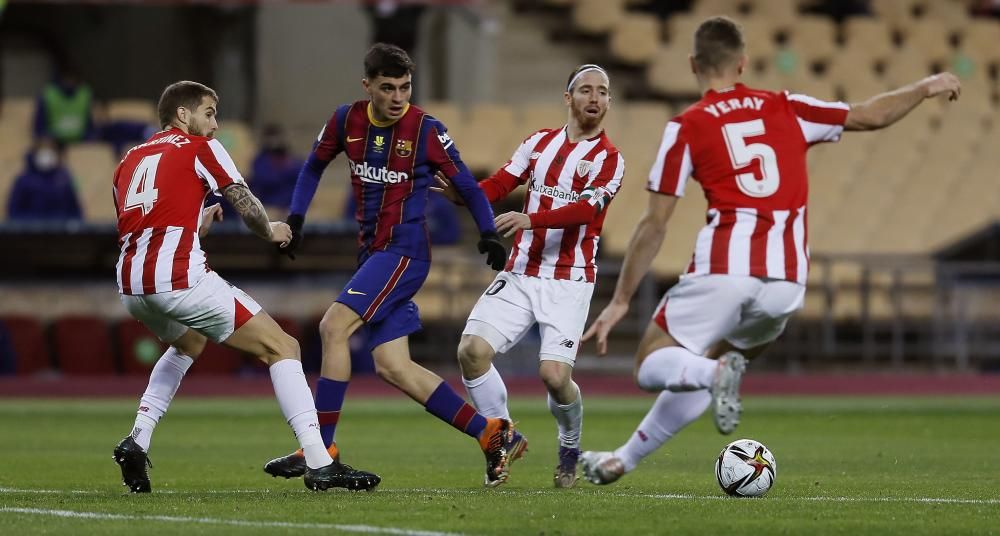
[365,1,426,57]
[93,102,158,157]
[7,138,82,222]
[248,124,303,219]
[365,1,427,101]
[33,63,96,145]
[344,190,461,245]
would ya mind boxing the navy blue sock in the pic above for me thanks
[424,381,488,439]
[315,377,348,447]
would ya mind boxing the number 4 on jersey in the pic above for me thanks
[124,154,162,215]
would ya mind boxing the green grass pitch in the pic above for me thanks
[1,395,998,535]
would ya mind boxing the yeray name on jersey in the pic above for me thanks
[703,96,766,118]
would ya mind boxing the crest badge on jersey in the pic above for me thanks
[395,139,413,157]
[373,135,386,153]
[576,160,593,177]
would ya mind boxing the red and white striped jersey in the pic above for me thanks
[502,127,625,282]
[648,84,849,284]
[113,128,245,295]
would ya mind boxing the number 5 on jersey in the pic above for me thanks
[124,154,162,215]
[722,119,780,198]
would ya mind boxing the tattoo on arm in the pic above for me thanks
[223,184,271,239]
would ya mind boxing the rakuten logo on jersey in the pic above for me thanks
[350,161,410,184]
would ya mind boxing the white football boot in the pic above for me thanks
[580,451,625,485]
[711,351,747,434]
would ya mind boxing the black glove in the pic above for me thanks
[280,213,305,260]
[477,231,507,271]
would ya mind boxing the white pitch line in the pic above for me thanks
[2,486,997,505]
[638,493,1000,505]
[0,507,464,536]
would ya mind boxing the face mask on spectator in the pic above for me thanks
[264,136,286,154]
[34,148,59,171]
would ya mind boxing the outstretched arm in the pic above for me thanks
[223,183,286,242]
[845,72,961,131]
[582,193,678,355]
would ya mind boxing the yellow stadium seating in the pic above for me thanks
[66,142,118,223]
[647,44,702,96]
[106,99,157,124]
[571,0,624,35]
[610,14,661,66]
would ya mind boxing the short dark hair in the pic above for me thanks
[364,43,415,80]
[693,16,745,75]
[157,81,218,128]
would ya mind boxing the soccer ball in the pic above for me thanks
[715,438,777,497]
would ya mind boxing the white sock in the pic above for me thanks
[462,364,511,420]
[613,390,711,472]
[636,347,717,392]
[269,359,333,469]
[547,382,583,449]
[130,347,193,451]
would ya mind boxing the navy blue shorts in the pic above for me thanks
[336,251,429,350]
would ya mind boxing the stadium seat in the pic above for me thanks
[881,52,932,88]
[190,342,246,375]
[785,16,838,63]
[0,98,35,139]
[690,0,742,18]
[0,315,51,375]
[307,159,350,222]
[461,104,516,173]
[52,316,116,375]
[665,13,703,47]
[571,0,624,35]
[750,0,798,27]
[65,142,118,223]
[959,19,1000,62]
[116,318,166,375]
[898,19,954,63]
[841,17,897,60]
[517,103,568,133]
[609,14,661,66]
[106,99,157,124]
[421,101,462,132]
[647,45,702,96]
[740,17,781,63]
[869,0,919,26]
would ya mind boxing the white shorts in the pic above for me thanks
[120,271,263,344]
[463,272,594,366]
[652,274,805,356]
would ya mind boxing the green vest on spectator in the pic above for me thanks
[42,83,92,143]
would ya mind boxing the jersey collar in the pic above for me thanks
[706,83,747,97]
[367,102,409,127]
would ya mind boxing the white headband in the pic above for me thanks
[566,65,609,93]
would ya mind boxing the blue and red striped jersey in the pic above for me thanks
[290,100,495,264]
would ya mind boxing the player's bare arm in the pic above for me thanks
[222,183,278,241]
[583,194,678,355]
[845,72,961,131]
[198,203,224,238]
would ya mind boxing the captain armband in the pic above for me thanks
[580,186,612,213]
